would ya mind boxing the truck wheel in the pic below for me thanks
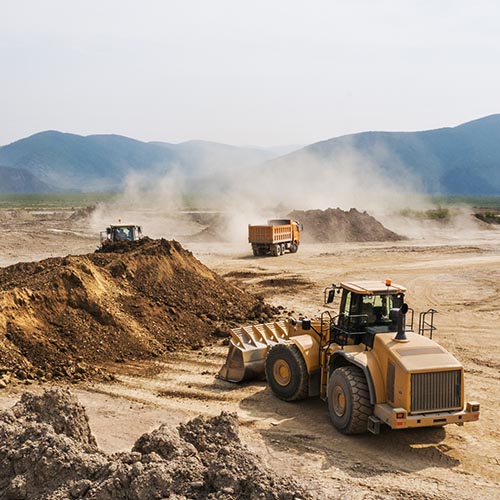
[290,243,298,253]
[280,244,286,255]
[252,247,259,256]
[274,244,282,257]
[327,366,372,434]
[265,344,308,401]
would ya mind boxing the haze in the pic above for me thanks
[1,0,499,147]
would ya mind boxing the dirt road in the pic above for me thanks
[0,209,499,499]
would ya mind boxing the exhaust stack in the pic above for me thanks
[393,303,409,342]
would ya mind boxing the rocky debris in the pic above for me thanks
[288,208,405,242]
[0,388,309,500]
[0,238,278,384]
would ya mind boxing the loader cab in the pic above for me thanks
[100,224,143,247]
[328,281,407,347]
[340,290,404,329]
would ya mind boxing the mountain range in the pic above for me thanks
[0,114,499,195]
[0,132,278,192]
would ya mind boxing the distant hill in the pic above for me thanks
[0,132,275,191]
[268,114,500,196]
[0,165,54,194]
[1,115,499,195]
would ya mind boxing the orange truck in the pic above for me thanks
[248,219,302,256]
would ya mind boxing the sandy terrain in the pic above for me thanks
[0,208,499,499]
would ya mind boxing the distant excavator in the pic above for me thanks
[100,223,143,247]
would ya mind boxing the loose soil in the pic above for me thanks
[288,208,404,242]
[0,388,307,499]
[0,238,275,384]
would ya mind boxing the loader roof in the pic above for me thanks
[340,280,407,294]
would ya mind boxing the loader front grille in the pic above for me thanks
[410,370,462,414]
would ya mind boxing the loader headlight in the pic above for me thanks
[466,401,480,413]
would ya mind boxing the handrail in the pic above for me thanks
[418,309,438,339]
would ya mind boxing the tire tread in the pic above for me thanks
[265,344,308,401]
[328,366,372,434]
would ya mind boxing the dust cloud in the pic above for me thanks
[86,144,484,243]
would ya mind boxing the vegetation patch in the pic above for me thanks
[399,206,451,220]
[474,211,500,224]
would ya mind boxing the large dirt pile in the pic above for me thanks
[0,388,308,500]
[288,208,404,242]
[0,238,275,384]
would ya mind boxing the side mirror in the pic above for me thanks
[327,289,335,304]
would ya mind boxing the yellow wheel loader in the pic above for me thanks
[219,280,480,434]
[99,223,143,248]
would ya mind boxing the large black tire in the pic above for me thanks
[274,244,282,257]
[290,242,298,253]
[265,344,309,401]
[252,246,259,256]
[327,366,372,434]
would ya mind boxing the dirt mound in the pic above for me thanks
[288,208,405,242]
[185,213,231,243]
[0,238,276,384]
[0,388,308,500]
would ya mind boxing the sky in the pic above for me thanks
[1,0,500,147]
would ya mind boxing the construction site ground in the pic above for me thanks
[0,208,499,499]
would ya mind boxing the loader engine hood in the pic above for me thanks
[373,331,464,414]
[375,332,462,372]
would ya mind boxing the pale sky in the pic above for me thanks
[1,0,499,147]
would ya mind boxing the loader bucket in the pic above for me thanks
[218,321,290,383]
[218,341,266,382]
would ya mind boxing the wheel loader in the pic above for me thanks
[219,279,480,434]
[99,223,143,248]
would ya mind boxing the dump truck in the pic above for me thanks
[219,280,480,434]
[248,219,302,256]
[100,223,143,247]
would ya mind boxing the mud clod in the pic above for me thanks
[0,389,309,500]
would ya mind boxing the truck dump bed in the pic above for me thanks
[248,224,293,244]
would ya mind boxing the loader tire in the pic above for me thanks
[265,344,308,401]
[327,366,372,434]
